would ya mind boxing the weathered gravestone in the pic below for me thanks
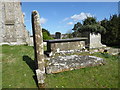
[32,10,45,88]
[55,32,61,39]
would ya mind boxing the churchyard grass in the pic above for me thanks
[2,45,37,88]
[2,45,119,88]
[46,52,119,88]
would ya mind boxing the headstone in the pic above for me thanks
[55,32,61,39]
[81,31,106,49]
[32,10,45,88]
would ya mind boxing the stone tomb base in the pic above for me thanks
[46,55,105,74]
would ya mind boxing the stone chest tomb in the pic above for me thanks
[44,38,88,56]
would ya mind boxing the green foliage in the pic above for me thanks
[72,31,79,37]
[72,22,82,37]
[42,28,53,40]
[65,33,73,38]
[79,24,106,34]
[72,15,119,47]
[42,28,50,36]
[43,32,53,40]
[72,22,82,31]
[72,17,106,35]
[83,17,97,25]
[101,14,120,46]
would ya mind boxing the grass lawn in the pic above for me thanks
[2,45,120,88]
[2,45,37,88]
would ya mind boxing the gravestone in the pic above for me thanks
[55,32,61,39]
[81,31,106,49]
[32,10,45,88]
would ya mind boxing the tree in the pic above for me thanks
[72,22,82,31]
[78,24,106,34]
[42,28,53,40]
[72,17,106,36]
[83,17,97,25]
[72,22,82,37]
[42,28,50,36]
[101,14,120,46]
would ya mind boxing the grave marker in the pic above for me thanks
[32,10,45,88]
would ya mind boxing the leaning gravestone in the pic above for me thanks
[32,10,45,88]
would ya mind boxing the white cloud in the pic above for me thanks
[62,12,93,26]
[59,17,69,23]
[62,12,93,23]
[67,22,74,25]
[63,17,69,22]
[40,17,47,24]
[71,12,93,21]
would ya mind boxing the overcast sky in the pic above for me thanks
[22,2,118,35]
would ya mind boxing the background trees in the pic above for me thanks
[42,28,53,40]
[42,14,119,47]
[72,17,106,35]
[101,14,120,47]
[72,14,119,47]
[72,22,82,37]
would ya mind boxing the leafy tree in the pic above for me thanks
[72,22,82,37]
[101,14,120,46]
[42,28,53,40]
[72,15,120,47]
[65,33,73,38]
[72,17,106,35]
[42,28,50,36]
[83,17,97,25]
[78,24,106,34]
[72,22,82,31]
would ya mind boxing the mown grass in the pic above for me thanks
[2,45,37,88]
[2,45,119,88]
[46,53,119,88]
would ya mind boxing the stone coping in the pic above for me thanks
[44,38,87,43]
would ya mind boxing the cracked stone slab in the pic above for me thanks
[45,55,105,74]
